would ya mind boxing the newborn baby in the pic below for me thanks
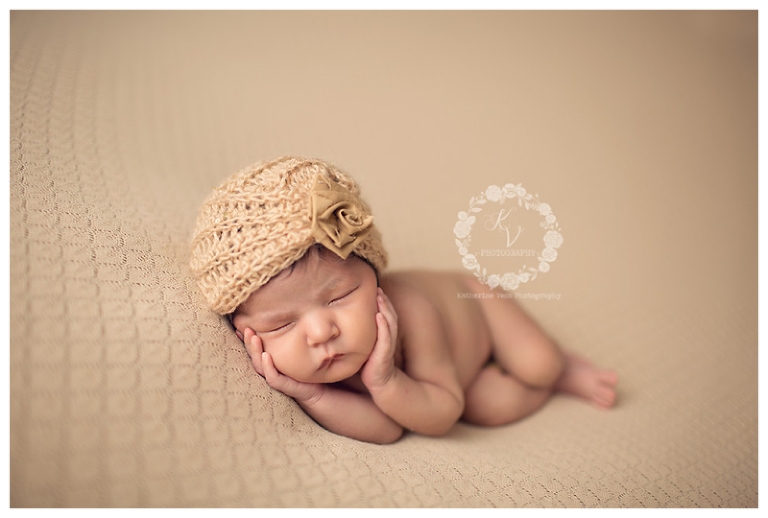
[189,157,617,444]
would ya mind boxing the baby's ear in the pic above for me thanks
[227,311,243,340]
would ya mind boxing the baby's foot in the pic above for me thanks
[555,353,618,409]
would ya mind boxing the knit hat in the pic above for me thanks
[189,157,388,315]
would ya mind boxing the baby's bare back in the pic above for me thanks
[379,270,494,389]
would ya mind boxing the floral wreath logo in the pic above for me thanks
[454,183,563,290]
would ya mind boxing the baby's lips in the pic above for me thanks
[319,353,344,370]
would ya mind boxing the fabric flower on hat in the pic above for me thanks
[310,175,374,259]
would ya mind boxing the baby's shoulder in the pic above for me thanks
[380,270,470,322]
[380,269,470,296]
[379,272,454,357]
[379,271,435,314]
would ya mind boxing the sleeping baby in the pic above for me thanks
[189,157,617,444]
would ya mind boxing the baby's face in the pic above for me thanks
[231,248,379,384]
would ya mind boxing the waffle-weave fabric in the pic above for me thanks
[10,11,757,507]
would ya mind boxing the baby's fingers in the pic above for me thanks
[377,289,398,341]
[242,328,265,376]
[261,351,281,386]
[373,312,394,359]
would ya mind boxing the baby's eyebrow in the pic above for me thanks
[322,275,343,293]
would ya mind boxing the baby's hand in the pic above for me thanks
[241,328,325,405]
[361,288,399,390]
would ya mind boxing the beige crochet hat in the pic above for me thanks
[189,157,388,315]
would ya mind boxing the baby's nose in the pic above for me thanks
[305,309,339,346]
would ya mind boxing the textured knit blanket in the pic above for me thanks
[10,10,757,507]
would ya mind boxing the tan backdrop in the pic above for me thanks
[10,10,757,507]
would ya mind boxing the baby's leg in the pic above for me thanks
[474,292,565,389]
[462,364,552,427]
[470,279,618,408]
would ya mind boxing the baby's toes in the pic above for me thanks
[593,385,617,409]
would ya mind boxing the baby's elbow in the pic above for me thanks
[423,398,465,437]
[372,425,404,444]
[420,417,459,438]
[422,423,454,437]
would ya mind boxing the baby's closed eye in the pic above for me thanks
[329,285,359,305]
[264,321,294,333]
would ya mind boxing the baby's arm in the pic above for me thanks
[292,381,404,444]
[362,288,465,436]
[244,329,404,444]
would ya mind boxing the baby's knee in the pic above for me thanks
[520,345,564,388]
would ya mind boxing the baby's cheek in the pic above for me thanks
[366,314,379,345]
[261,340,280,359]
[268,343,308,377]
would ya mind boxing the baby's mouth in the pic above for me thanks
[320,353,344,369]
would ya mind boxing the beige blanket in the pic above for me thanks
[10,10,757,507]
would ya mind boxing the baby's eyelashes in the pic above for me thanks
[329,285,359,305]
[266,322,293,333]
